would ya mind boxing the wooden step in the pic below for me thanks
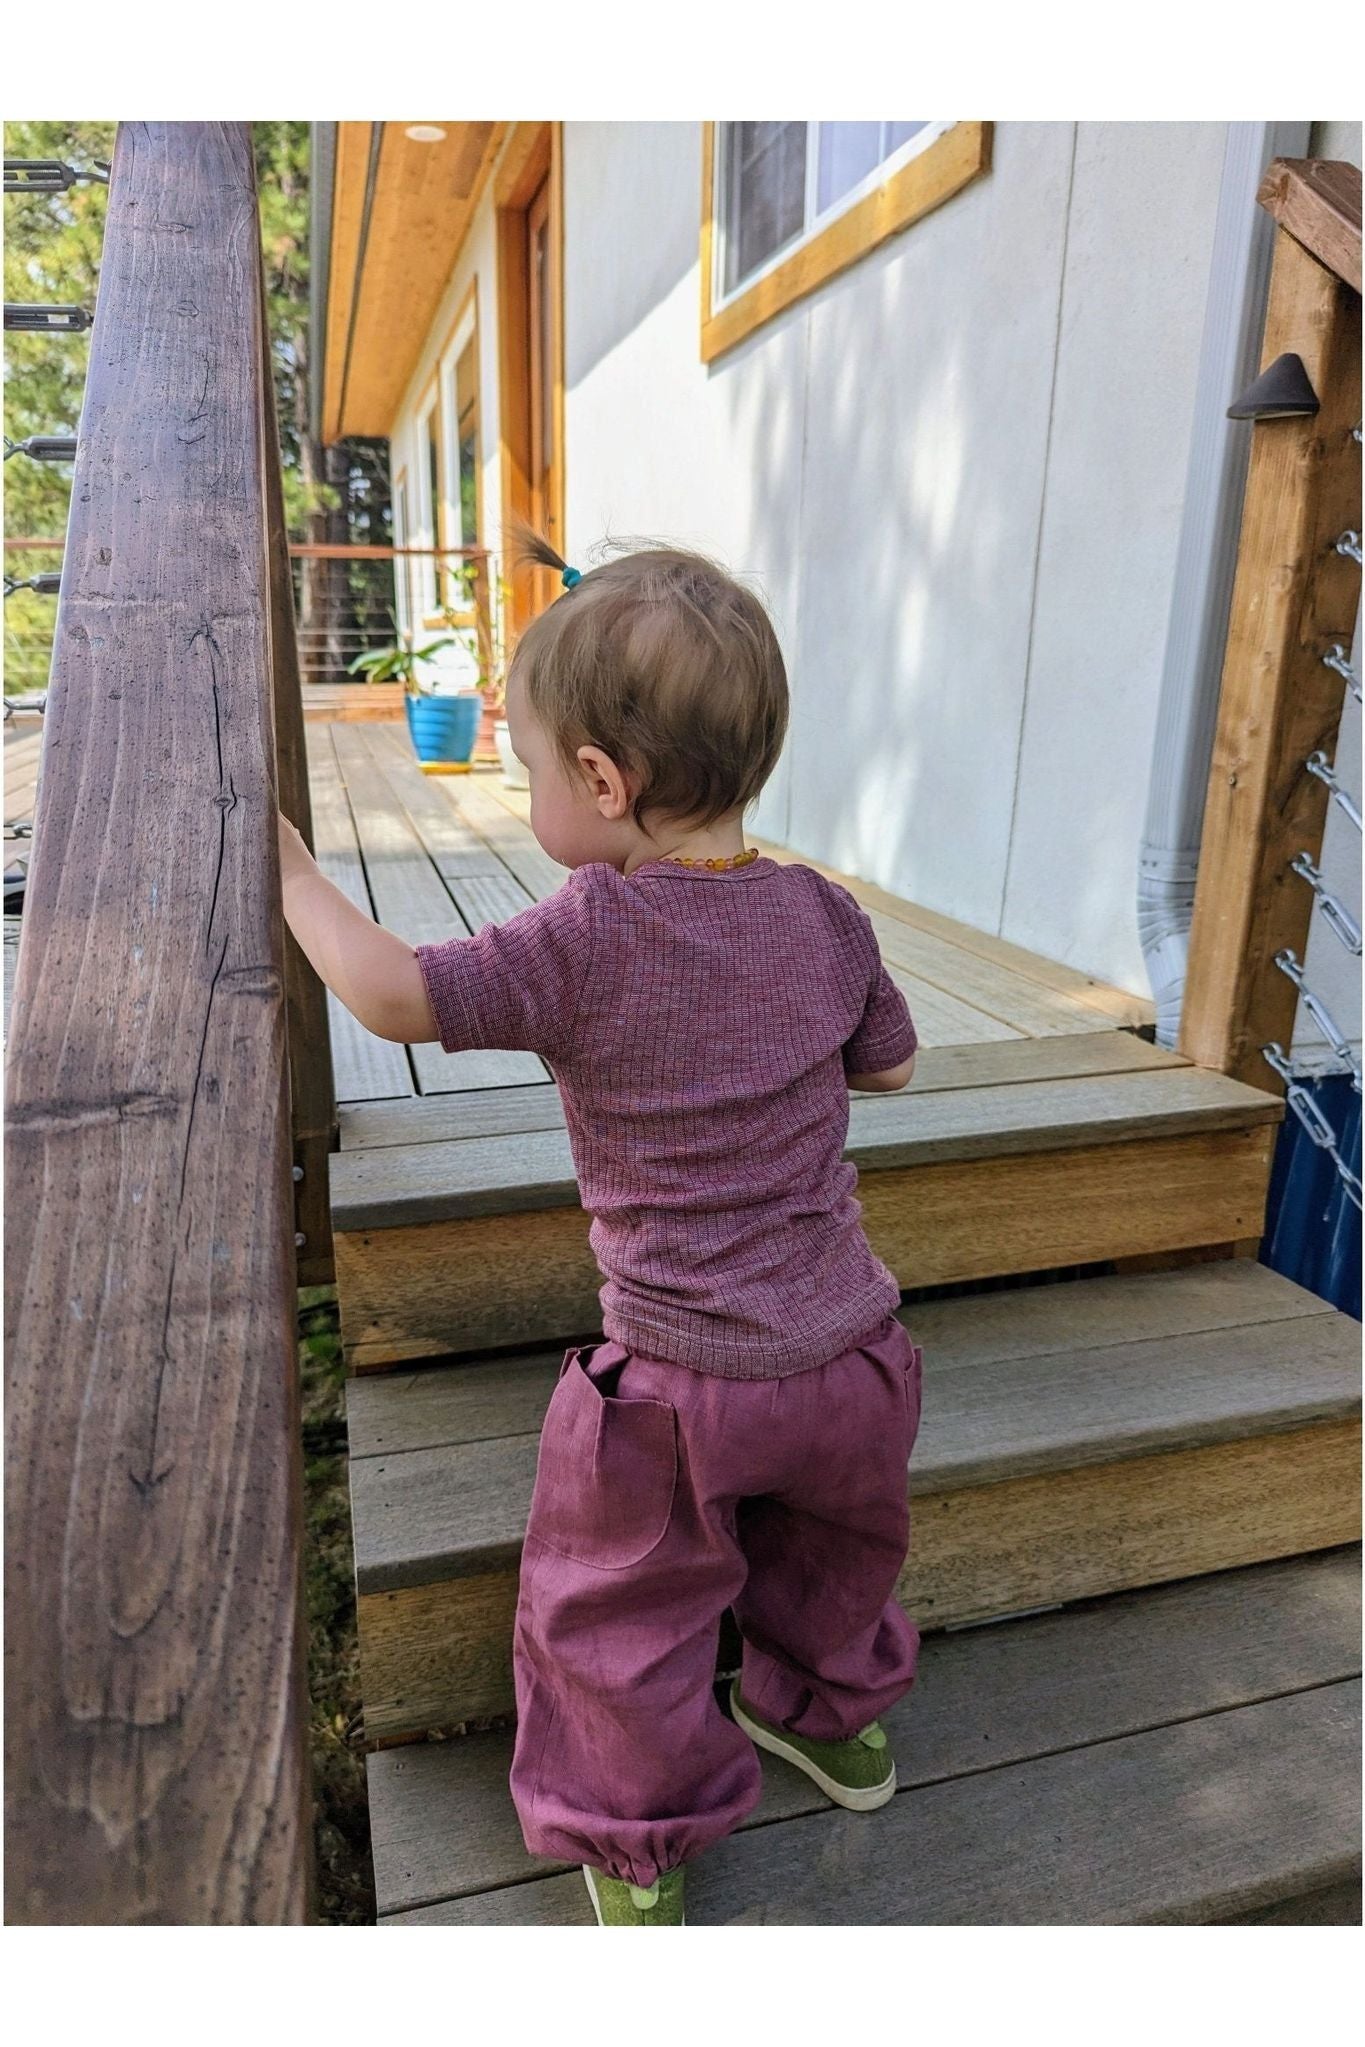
[366,1550,1362,1924]
[347,1262,1362,1739]
[332,1049,1281,1368]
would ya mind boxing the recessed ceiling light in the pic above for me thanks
[405,124,446,144]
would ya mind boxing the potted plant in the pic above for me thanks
[347,635,482,775]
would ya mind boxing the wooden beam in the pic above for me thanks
[1258,157,1362,293]
[260,238,337,1289]
[1180,225,1361,1084]
[355,1422,1361,1737]
[335,1123,1276,1369]
[3,123,310,1924]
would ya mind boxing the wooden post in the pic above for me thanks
[1180,166,1362,1090]
[258,232,338,1290]
[3,123,311,1924]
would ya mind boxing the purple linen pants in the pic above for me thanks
[509,1313,923,1888]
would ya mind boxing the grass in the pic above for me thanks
[298,1284,376,1924]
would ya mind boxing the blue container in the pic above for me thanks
[404,690,480,768]
[1260,1073,1361,1320]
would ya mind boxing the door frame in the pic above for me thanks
[496,122,565,636]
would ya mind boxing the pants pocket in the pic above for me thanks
[899,1335,924,1443]
[525,1344,679,1572]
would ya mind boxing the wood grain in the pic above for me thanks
[1180,224,1362,1084]
[365,1549,1361,1913]
[349,1290,1361,1594]
[328,722,545,1095]
[336,1124,1276,1367]
[345,1258,1334,1460]
[3,123,309,1924]
[388,1679,1361,1924]
[324,122,501,439]
[334,1034,1187,1153]
[305,732,415,1104]
[328,1064,1279,1232]
[260,241,336,1288]
[1257,157,1362,293]
[357,1423,1361,1738]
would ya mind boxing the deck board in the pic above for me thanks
[327,724,545,1097]
[364,1550,1361,1918]
[303,723,1177,1217]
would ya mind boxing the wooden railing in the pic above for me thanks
[1181,159,1362,1092]
[4,122,329,1921]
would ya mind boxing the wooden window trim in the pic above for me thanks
[417,372,448,627]
[433,277,483,627]
[495,122,566,636]
[392,465,412,635]
[699,121,992,364]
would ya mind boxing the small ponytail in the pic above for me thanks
[508,519,570,578]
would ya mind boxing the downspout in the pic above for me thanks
[1138,121,1311,1045]
[308,123,337,447]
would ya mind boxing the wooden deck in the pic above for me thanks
[307,719,1288,1371]
[307,716,1155,1113]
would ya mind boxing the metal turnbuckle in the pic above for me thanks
[1305,752,1363,834]
[1263,1043,1363,1211]
[4,303,93,333]
[3,572,61,599]
[1322,644,1362,707]
[4,434,77,463]
[1334,530,1363,567]
[4,159,109,193]
[1289,853,1362,956]
[1273,951,1361,1084]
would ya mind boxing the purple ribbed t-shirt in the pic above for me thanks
[415,855,917,1378]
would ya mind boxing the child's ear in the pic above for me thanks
[575,744,633,822]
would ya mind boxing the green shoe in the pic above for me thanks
[583,1864,686,1926]
[730,1679,897,1812]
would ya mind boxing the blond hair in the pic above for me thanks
[508,530,788,829]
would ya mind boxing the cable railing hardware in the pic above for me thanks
[1261,1042,1363,1213]
[4,572,61,599]
[1305,751,1362,834]
[1289,852,1362,956]
[1322,643,1361,706]
[4,435,77,463]
[4,303,93,332]
[4,158,109,193]
[1272,949,1362,1090]
[1334,529,1363,567]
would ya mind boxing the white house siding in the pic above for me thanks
[559,121,1228,991]
[391,121,1353,1026]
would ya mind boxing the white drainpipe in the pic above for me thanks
[1138,120,1311,1045]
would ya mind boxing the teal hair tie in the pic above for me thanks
[561,565,582,590]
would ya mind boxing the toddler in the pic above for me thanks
[278,536,923,1927]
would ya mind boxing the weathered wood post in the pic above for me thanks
[258,237,339,1289]
[3,122,311,1923]
[1180,160,1361,1091]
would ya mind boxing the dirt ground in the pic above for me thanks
[299,1285,376,1924]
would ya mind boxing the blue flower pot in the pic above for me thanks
[404,691,481,772]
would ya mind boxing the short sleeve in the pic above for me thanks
[810,875,917,1075]
[414,871,595,1061]
[844,956,918,1076]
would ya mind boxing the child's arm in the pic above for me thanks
[848,1052,916,1093]
[277,812,439,1044]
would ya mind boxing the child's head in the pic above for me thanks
[504,532,788,870]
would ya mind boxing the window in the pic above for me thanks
[417,390,443,619]
[701,121,991,363]
[455,336,479,550]
[393,469,412,635]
